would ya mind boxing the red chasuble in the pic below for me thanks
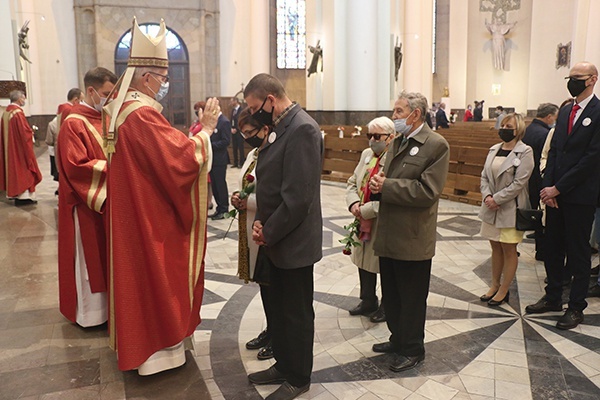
[0,104,42,197]
[57,102,74,130]
[56,104,108,323]
[107,91,211,371]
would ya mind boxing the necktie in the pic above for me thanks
[401,135,408,146]
[568,104,581,135]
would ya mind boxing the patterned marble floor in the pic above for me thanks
[1,146,600,399]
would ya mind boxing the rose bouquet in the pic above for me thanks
[223,174,256,239]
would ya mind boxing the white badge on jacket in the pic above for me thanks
[582,117,592,127]
[409,146,419,156]
[268,132,277,143]
[512,158,521,167]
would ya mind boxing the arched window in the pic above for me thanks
[276,0,306,69]
[114,23,190,131]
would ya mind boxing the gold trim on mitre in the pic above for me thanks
[127,17,168,68]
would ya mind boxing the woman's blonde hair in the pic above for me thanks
[501,112,526,141]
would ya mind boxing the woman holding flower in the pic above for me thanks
[344,117,395,323]
[230,108,273,360]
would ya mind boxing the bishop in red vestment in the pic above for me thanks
[56,68,117,327]
[0,90,42,203]
[104,18,221,374]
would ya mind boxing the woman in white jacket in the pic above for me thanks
[478,113,534,306]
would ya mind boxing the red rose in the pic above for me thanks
[343,248,352,255]
[246,174,255,183]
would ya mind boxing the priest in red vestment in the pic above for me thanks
[56,67,118,328]
[0,90,42,205]
[56,88,83,130]
[103,17,221,375]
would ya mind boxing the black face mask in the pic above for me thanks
[251,97,273,126]
[567,77,587,97]
[498,128,515,142]
[244,134,265,148]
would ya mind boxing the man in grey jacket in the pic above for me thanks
[369,91,449,372]
[244,73,323,400]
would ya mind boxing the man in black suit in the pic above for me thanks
[522,102,559,260]
[209,111,231,220]
[435,102,450,129]
[230,97,245,168]
[244,74,322,400]
[526,62,600,330]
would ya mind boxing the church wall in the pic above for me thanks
[7,0,79,116]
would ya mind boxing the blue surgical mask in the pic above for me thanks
[394,111,414,135]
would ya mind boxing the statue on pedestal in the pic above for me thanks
[307,40,323,77]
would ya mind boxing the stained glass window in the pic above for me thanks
[276,0,306,69]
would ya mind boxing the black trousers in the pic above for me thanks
[380,257,431,357]
[358,268,378,305]
[231,133,245,167]
[544,201,595,311]
[268,261,314,387]
[209,165,229,214]
[259,283,271,334]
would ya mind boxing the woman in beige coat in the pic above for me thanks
[479,113,534,306]
[345,117,395,323]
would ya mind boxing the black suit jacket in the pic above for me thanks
[231,105,241,131]
[523,118,551,204]
[255,105,323,269]
[436,109,449,128]
[543,95,600,205]
[210,114,232,166]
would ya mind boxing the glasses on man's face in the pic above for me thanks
[241,127,260,139]
[147,71,170,83]
[366,133,391,141]
[565,74,592,81]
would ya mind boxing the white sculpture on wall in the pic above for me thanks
[485,20,516,71]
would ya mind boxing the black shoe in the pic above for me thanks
[246,330,270,350]
[487,291,509,306]
[591,265,600,277]
[248,365,286,385]
[526,232,536,239]
[587,284,600,298]
[479,291,498,302]
[349,301,378,316]
[389,354,425,372]
[257,342,273,360]
[14,198,37,206]
[556,309,584,330]
[211,213,226,220]
[369,304,386,323]
[525,297,563,314]
[372,341,398,353]
[265,382,310,400]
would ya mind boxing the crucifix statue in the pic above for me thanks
[307,40,323,77]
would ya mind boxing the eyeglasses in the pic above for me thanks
[241,127,260,139]
[366,133,391,141]
[565,74,592,81]
[147,71,170,83]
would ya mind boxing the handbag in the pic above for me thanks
[515,207,543,231]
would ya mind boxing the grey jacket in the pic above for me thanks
[478,141,534,228]
[254,105,323,269]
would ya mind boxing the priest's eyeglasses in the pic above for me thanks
[147,71,170,83]
[366,133,391,141]
[241,127,260,139]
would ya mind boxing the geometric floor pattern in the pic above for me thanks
[1,146,600,399]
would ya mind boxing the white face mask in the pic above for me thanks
[92,88,107,113]
[394,111,414,135]
[147,73,169,102]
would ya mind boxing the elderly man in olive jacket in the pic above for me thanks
[369,91,449,373]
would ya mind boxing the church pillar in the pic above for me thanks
[401,0,433,100]
[448,0,469,111]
